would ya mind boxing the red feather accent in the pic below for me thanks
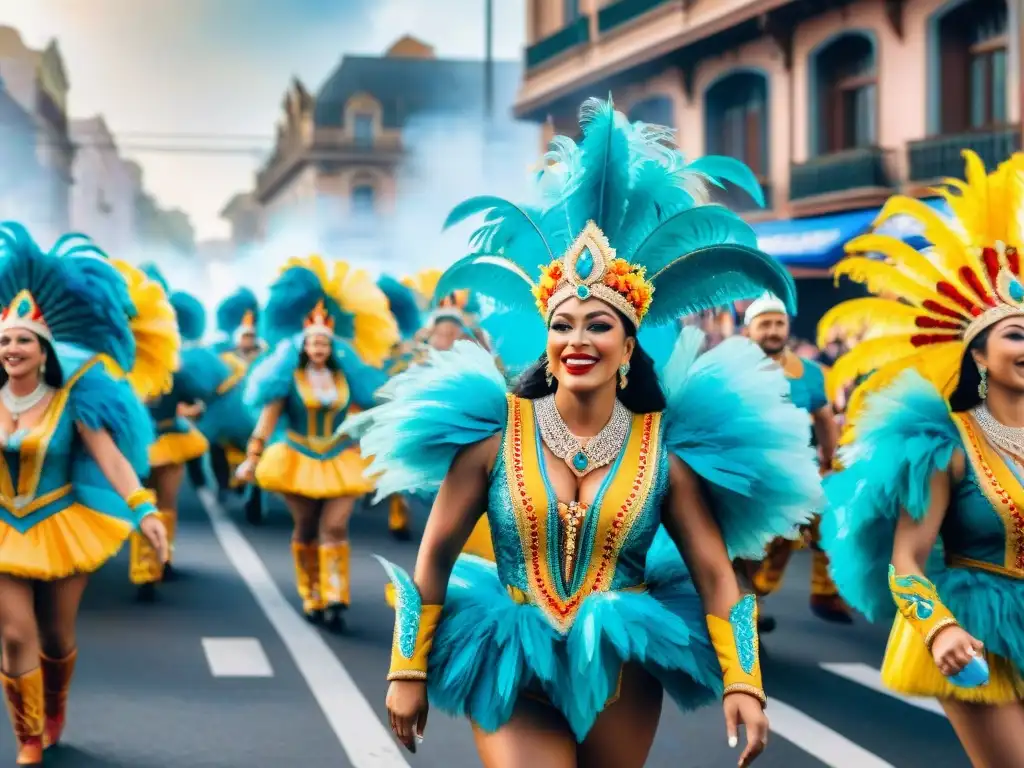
[1008,246,1020,275]
[910,333,962,347]
[936,281,979,314]
[921,299,965,321]
[914,316,963,330]
[959,266,996,307]
[982,247,1001,283]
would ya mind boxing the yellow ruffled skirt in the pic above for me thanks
[0,504,134,580]
[255,440,375,499]
[881,614,1024,704]
[149,428,209,468]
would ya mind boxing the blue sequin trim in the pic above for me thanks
[373,555,422,659]
[730,594,758,675]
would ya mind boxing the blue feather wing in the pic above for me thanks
[435,255,537,315]
[645,244,796,326]
[661,328,823,558]
[216,288,259,334]
[629,206,760,277]
[686,156,766,208]
[244,337,300,410]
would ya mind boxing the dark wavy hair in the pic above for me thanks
[512,309,666,413]
[0,333,64,389]
[298,337,340,372]
[948,326,991,412]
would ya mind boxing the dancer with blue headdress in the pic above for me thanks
[818,151,1024,765]
[130,270,228,599]
[343,98,822,766]
[197,288,263,523]
[0,225,176,765]
[239,256,397,631]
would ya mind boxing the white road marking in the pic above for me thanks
[202,637,274,678]
[197,487,411,768]
[770,698,895,768]
[821,662,947,717]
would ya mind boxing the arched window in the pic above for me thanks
[704,71,768,176]
[813,33,877,153]
[936,0,1008,132]
[627,96,675,128]
[351,184,375,216]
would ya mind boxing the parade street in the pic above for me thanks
[0,486,972,768]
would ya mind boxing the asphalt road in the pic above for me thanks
[0,483,973,768]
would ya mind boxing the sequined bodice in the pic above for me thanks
[486,395,668,631]
[281,370,351,440]
[944,413,1024,575]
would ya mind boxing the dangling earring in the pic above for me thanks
[618,362,630,389]
[40,359,46,375]
[544,358,554,388]
[978,364,988,400]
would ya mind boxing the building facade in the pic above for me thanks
[517,0,1021,334]
[69,116,141,256]
[0,75,44,228]
[0,27,74,244]
[220,192,263,249]
[248,35,525,262]
[125,159,196,259]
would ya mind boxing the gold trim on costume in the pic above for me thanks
[0,484,71,518]
[953,413,1024,574]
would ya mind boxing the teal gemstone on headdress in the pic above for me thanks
[16,296,30,316]
[1010,279,1024,303]
[576,248,594,279]
[576,285,591,300]
[572,451,589,472]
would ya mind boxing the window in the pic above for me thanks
[705,73,767,176]
[353,114,374,147]
[351,185,375,216]
[938,1,1008,133]
[563,0,579,23]
[815,34,877,152]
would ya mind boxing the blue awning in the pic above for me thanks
[753,198,950,269]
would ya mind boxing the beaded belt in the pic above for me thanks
[505,582,647,605]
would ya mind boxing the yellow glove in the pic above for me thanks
[706,594,767,707]
[377,557,443,681]
[888,565,958,650]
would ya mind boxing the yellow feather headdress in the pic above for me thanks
[819,150,1024,428]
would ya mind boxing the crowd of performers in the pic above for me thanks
[0,97,1019,767]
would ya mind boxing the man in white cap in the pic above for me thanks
[740,293,850,630]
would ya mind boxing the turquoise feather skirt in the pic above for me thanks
[426,534,721,740]
[934,567,1024,674]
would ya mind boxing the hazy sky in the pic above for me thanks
[0,0,526,240]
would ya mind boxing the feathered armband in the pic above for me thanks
[375,556,442,682]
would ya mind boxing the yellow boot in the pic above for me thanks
[291,542,323,621]
[41,650,76,749]
[129,510,170,597]
[809,549,853,624]
[2,668,44,765]
[388,496,411,541]
[751,536,794,597]
[161,508,179,580]
[319,542,350,632]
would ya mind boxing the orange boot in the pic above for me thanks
[319,542,350,632]
[2,668,44,765]
[388,496,411,541]
[291,542,324,622]
[41,650,76,749]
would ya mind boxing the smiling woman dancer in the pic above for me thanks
[820,152,1024,767]
[344,99,823,768]
[0,225,174,765]
[240,256,397,631]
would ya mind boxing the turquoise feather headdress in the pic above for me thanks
[0,223,137,370]
[139,262,170,295]
[377,275,422,339]
[437,97,795,329]
[170,290,206,343]
[215,287,259,340]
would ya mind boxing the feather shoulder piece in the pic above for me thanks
[377,275,422,339]
[437,97,795,331]
[244,336,301,410]
[821,371,960,621]
[340,340,508,500]
[660,327,823,558]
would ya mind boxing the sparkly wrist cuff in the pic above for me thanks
[888,565,959,650]
[125,488,156,511]
[375,556,443,682]
[706,595,765,707]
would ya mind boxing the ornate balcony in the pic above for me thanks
[907,126,1022,183]
[597,0,675,34]
[789,147,895,203]
[525,17,591,70]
